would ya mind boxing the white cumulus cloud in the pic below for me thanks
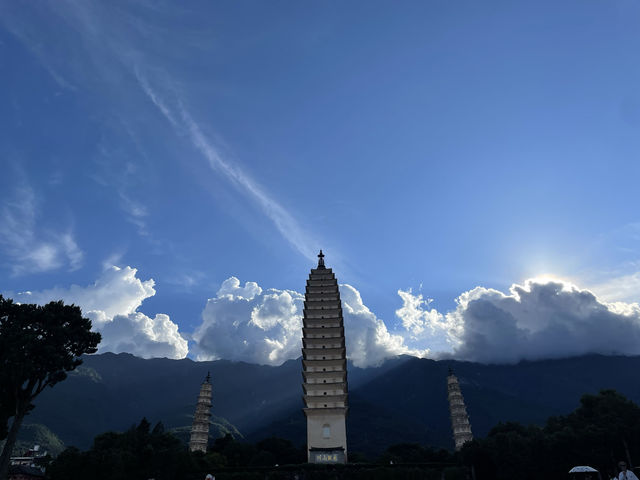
[340,284,430,367]
[192,277,429,368]
[395,289,460,337]
[441,279,640,364]
[12,267,640,366]
[12,266,188,359]
[192,277,305,366]
[394,288,462,353]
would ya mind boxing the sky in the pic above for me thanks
[1,0,640,366]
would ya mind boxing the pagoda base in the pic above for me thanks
[306,412,347,463]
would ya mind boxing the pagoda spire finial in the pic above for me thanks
[317,250,325,269]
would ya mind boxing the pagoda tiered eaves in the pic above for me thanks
[303,337,344,347]
[447,369,473,451]
[188,373,213,453]
[302,326,344,337]
[301,251,349,463]
[303,382,347,392]
[302,358,346,369]
[302,370,347,382]
[303,346,345,356]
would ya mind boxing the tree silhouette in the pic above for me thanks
[460,390,640,479]
[0,295,101,480]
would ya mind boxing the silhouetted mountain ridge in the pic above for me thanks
[25,353,640,456]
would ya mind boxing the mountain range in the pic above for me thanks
[17,353,640,457]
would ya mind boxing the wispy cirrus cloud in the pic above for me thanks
[0,184,83,275]
[2,2,156,242]
[135,72,320,261]
[0,3,78,91]
[2,0,323,261]
[118,190,149,235]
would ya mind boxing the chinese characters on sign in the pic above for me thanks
[312,451,344,463]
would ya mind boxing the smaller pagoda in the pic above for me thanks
[189,372,213,453]
[447,368,473,450]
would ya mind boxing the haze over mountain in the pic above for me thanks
[21,352,640,456]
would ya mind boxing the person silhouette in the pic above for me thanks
[618,462,639,480]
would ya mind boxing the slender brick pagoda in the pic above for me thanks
[189,372,213,453]
[447,368,473,450]
[302,250,348,463]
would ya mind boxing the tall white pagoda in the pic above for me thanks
[447,368,473,450]
[301,250,348,463]
[189,372,213,453]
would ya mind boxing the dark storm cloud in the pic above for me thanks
[450,280,640,363]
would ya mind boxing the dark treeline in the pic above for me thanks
[46,419,458,479]
[47,390,640,480]
[460,389,640,479]
[47,419,310,479]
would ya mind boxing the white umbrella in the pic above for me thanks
[569,466,599,473]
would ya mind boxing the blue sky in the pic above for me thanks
[2,1,640,365]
